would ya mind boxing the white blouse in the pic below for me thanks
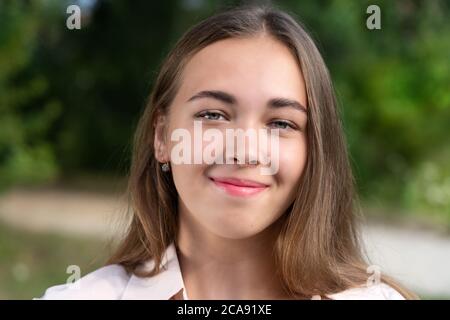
[35,242,405,300]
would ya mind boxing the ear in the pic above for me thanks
[153,113,170,163]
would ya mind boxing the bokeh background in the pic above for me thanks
[0,0,449,299]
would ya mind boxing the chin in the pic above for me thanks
[211,229,261,240]
[206,219,271,240]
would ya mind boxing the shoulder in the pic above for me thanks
[34,264,131,300]
[326,283,406,300]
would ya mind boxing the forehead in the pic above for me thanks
[174,35,307,107]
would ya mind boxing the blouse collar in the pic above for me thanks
[121,243,188,300]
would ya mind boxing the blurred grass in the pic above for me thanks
[0,219,447,299]
[0,220,108,299]
[421,295,450,300]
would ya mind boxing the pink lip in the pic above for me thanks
[209,177,269,197]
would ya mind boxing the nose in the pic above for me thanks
[224,122,270,168]
[230,155,259,167]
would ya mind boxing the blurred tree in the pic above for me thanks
[278,0,450,214]
[0,1,60,189]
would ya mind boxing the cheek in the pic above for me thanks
[170,163,208,216]
[277,137,307,187]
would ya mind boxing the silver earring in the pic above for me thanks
[161,162,170,172]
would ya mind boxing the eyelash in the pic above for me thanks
[268,120,298,131]
[194,111,300,131]
[194,110,228,121]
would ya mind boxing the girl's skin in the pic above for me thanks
[155,34,309,299]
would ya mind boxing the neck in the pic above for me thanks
[176,203,290,300]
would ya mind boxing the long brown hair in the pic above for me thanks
[107,3,417,299]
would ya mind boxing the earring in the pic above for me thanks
[161,162,170,172]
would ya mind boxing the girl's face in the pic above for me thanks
[155,35,308,239]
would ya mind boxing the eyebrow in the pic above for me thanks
[186,90,307,113]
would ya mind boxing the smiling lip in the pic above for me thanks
[209,176,269,197]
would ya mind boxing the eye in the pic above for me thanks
[268,120,298,131]
[194,110,228,121]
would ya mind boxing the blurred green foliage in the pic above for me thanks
[280,0,450,222]
[0,0,449,224]
[0,1,60,189]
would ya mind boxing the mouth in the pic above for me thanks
[208,176,269,197]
